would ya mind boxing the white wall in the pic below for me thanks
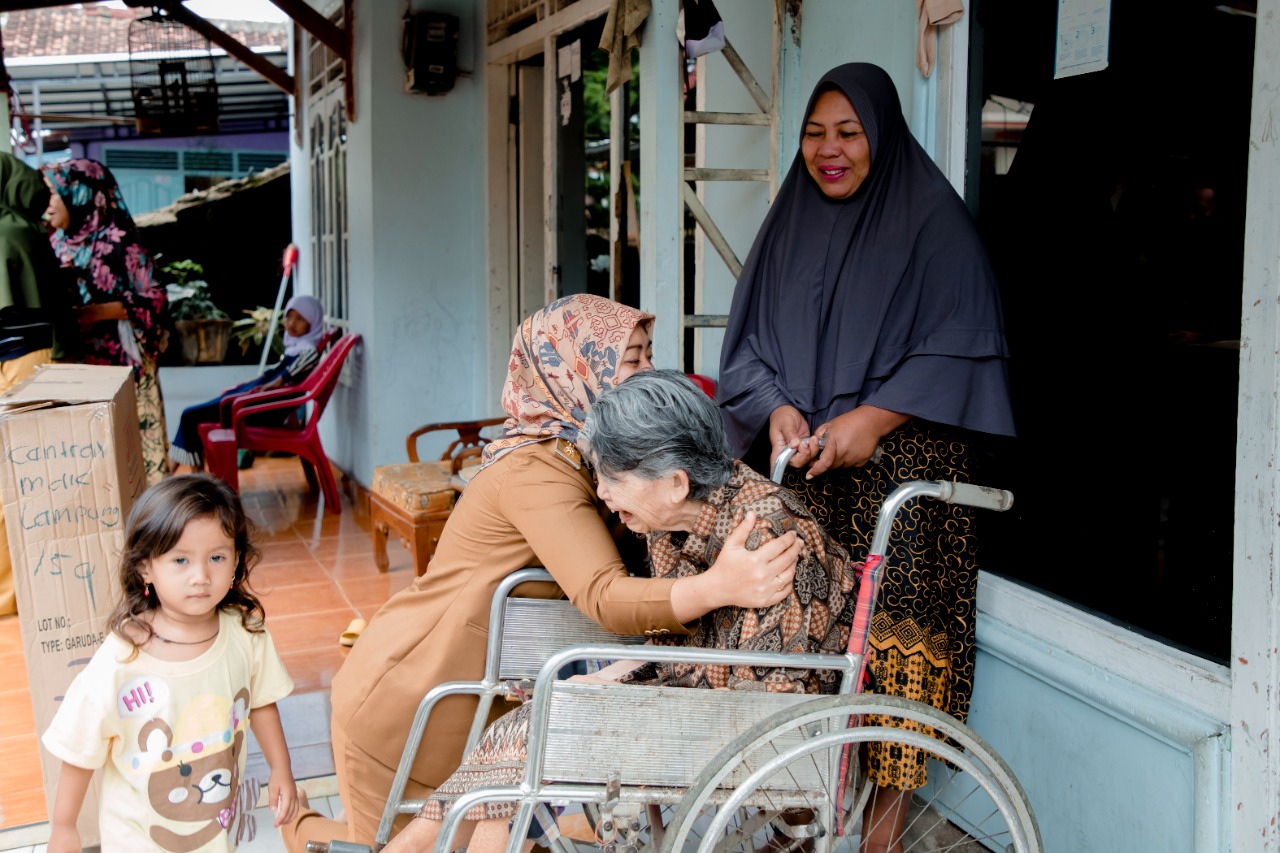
[974,577,1230,853]
[796,0,923,143]
[689,0,773,378]
[295,0,492,485]
[1229,0,1280,845]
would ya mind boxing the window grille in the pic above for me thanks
[305,21,349,327]
[104,149,180,171]
[183,150,235,173]
[237,151,288,172]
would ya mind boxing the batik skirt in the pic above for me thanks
[137,354,170,485]
[417,701,533,822]
[783,419,981,790]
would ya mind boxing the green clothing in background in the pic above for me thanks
[0,153,64,617]
[0,151,65,360]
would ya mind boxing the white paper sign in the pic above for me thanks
[1054,0,1111,79]
[557,40,581,82]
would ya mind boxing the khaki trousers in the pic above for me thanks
[0,349,52,616]
[279,719,435,853]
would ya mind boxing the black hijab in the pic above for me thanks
[717,63,1015,456]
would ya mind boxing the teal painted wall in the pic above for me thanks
[309,0,490,485]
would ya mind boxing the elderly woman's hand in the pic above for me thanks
[806,405,910,479]
[670,511,800,621]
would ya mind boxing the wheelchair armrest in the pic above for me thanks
[531,644,857,701]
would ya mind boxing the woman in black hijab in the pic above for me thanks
[718,63,1014,850]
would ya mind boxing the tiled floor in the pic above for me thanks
[0,457,418,851]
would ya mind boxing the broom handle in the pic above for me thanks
[259,244,299,373]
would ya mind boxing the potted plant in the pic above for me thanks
[163,259,232,365]
[230,305,286,363]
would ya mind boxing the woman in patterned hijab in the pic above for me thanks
[479,292,655,469]
[42,158,170,484]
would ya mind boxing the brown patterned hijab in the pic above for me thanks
[480,295,654,471]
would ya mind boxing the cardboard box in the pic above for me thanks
[0,365,146,844]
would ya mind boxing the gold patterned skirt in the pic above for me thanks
[136,355,170,485]
[782,419,980,790]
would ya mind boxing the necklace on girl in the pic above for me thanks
[151,627,219,645]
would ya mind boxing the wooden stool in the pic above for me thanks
[369,461,458,576]
[369,417,505,576]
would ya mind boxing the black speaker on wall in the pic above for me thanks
[403,12,460,95]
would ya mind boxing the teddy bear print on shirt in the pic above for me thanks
[130,687,251,852]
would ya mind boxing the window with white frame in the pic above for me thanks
[305,24,349,326]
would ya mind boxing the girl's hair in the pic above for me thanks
[107,474,264,653]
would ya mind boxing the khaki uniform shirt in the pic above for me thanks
[330,440,689,787]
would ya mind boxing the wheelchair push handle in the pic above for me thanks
[934,480,1015,512]
[770,441,884,483]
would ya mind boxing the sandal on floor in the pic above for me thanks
[338,618,366,647]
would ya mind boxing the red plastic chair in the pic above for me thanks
[686,373,717,398]
[214,326,341,427]
[200,333,361,514]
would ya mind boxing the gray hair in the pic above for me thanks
[582,369,734,501]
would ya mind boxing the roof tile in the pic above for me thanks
[1,4,286,59]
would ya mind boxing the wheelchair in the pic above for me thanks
[312,479,1042,853]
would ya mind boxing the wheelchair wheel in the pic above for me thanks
[660,694,1041,853]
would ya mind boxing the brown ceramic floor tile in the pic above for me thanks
[318,545,404,577]
[254,525,308,543]
[279,647,347,693]
[265,609,359,654]
[337,574,415,617]
[291,511,372,540]
[307,534,389,560]
[0,735,43,790]
[258,580,354,615]
[0,783,48,828]
[257,540,321,564]
[251,558,334,589]
[0,690,35,740]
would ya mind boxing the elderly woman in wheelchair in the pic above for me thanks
[384,370,859,853]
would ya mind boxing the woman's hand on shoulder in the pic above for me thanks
[806,406,910,479]
[705,511,800,609]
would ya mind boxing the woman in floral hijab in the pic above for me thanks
[42,158,170,484]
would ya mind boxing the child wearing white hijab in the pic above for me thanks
[168,294,328,472]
